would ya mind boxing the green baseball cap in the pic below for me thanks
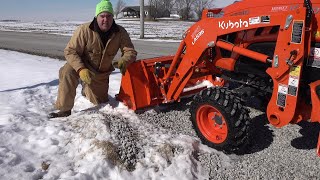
[96,0,114,16]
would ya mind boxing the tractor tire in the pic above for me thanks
[190,87,251,154]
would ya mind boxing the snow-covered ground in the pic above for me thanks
[0,20,194,41]
[0,49,228,179]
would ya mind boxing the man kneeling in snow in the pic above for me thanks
[49,0,137,118]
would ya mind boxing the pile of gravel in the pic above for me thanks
[95,97,319,179]
[103,114,144,171]
[197,152,230,178]
[135,100,320,179]
[137,102,197,137]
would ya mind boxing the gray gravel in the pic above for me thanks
[111,98,320,179]
[107,115,144,171]
[136,101,197,137]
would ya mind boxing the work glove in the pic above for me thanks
[79,68,94,84]
[118,59,127,75]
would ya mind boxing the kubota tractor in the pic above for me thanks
[117,0,320,156]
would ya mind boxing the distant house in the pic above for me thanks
[121,6,140,18]
[158,9,170,18]
[120,6,170,19]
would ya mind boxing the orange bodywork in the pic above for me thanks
[117,0,320,155]
[117,55,219,110]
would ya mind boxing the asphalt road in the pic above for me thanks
[0,31,180,60]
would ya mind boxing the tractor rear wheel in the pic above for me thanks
[190,87,251,154]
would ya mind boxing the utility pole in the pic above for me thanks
[140,0,144,39]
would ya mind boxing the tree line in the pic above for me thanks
[114,0,216,20]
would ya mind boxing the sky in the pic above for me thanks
[0,0,236,21]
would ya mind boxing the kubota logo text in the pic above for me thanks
[218,19,249,29]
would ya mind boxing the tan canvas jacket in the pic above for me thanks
[64,20,137,74]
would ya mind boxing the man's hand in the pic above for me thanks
[114,58,135,75]
[118,59,127,75]
[79,68,94,84]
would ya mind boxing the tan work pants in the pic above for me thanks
[55,63,109,111]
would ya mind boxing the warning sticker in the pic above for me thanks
[277,84,288,107]
[289,66,301,77]
[289,76,299,87]
[308,47,320,68]
[291,20,304,44]
[261,16,270,23]
[249,17,260,25]
[278,84,288,94]
[288,76,299,96]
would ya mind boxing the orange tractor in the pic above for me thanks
[117,0,320,156]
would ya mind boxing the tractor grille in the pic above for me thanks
[207,11,224,18]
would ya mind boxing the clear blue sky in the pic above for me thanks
[0,0,235,21]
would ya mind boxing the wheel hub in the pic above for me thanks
[213,113,223,125]
[197,104,228,144]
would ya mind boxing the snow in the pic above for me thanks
[0,20,194,42]
[0,49,229,179]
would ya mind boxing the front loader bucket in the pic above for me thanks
[117,54,220,111]
[116,56,174,110]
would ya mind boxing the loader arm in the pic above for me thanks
[265,7,312,127]
[164,13,275,101]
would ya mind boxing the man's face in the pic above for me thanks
[97,12,113,32]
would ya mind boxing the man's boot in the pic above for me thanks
[48,110,71,118]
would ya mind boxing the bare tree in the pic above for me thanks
[148,0,161,19]
[185,0,195,20]
[114,0,126,19]
[193,0,215,20]
[148,0,156,19]
[175,0,185,19]
[163,0,175,13]
[175,0,194,20]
